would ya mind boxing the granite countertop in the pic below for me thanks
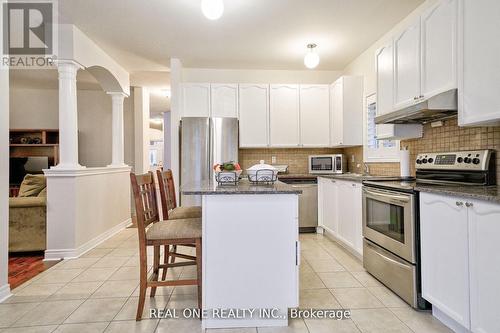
[415,184,500,204]
[181,179,302,195]
[317,173,405,183]
[277,173,318,179]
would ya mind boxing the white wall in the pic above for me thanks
[163,111,171,169]
[9,87,135,167]
[342,0,438,96]
[182,68,342,84]
[0,43,10,302]
[133,87,150,173]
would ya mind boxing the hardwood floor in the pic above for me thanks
[8,252,60,289]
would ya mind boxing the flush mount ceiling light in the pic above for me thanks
[201,0,224,20]
[304,43,320,69]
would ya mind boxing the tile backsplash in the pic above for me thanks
[345,118,500,181]
[239,118,500,182]
[239,148,342,175]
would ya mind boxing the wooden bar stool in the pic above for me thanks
[130,172,202,321]
[157,169,202,220]
[157,169,202,276]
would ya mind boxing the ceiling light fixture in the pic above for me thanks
[201,0,224,20]
[304,43,320,69]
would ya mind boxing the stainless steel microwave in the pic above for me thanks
[308,154,346,174]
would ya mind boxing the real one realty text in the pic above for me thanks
[150,308,351,320]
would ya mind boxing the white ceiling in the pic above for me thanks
[58,0,424,72]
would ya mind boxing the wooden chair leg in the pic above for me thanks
[195,238,202,311]
[150,245,160,297]
[170,245,177,264]
[136,248,149,321]
[161,245,170,281]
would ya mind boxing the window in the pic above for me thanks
[364,94,400,162]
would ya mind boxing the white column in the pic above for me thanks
[54,60,84,169]
[108,92,128,167]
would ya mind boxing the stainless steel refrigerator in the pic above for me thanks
[180,117,239,206]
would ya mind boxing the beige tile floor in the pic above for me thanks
[0,230,453,333]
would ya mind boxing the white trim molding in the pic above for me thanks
[44,166,131,178]
[0,284,11,303]
[44,218,132,260]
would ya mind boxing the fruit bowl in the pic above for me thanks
[213,162,242,185]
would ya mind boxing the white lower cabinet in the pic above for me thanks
[318,178,362,256]
[420,192,500,333]
[468,200,500,333]
[420,193,470,328]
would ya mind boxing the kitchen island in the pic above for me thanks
[181,179,301,329]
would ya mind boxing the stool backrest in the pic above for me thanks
[130,172,160,236]
[157,169,177,219]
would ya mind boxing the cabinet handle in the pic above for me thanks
[465,202,473,208]
[456,201,463,206]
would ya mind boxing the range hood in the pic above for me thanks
[375,89,458,124]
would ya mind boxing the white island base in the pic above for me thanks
[197,191,299,329]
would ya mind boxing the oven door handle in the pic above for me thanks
[365,241,412,270]
[363,187,411,203]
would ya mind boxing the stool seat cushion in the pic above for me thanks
[168,206,202,220]
[146,218,202,240]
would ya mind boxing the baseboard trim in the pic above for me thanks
[44,218,132,260]
[433,306,471,333]
[0,283,11,303]
[321,226,363,261]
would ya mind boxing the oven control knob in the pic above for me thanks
[464,157,472,164]
[416,159,422,164]
[472,158,480,165]
[457,157,464,163]
[428,158,434,164]
[422,158,428,164]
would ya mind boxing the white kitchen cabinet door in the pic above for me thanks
[336,180,356,250]
[181,83,210,117]
[300,85,330,147]
[420,192,470,329]
[239,84,269,148]
[330,80,343,146]
[322,178,338,235]
[376,43,395,116]
[269,84,300,147]
[468,200,500,333]
[421,0,458,100]
[351,182,363,256]
[394,20,421,109]
[330,76,363,147]
[459,0,500,126]
[211,84,238,118]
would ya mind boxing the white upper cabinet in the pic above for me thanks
[394,20,421,109]
[468,200,500,333]
[299,85,330,147]
[421,0,458,99]
[181,83,211,117]
[376,43,395,116]
[269,84,300,147]
[459,0,500,126]
[238,84,269,148]
[210,84,238,118]
[420,193,470,329]
[330,76,363,147]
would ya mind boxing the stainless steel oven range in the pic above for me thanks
[362,149,495,309]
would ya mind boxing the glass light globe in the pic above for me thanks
[201,0,224,20]
[304,51,320,69]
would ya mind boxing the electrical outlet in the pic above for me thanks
[271,156,277,164]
